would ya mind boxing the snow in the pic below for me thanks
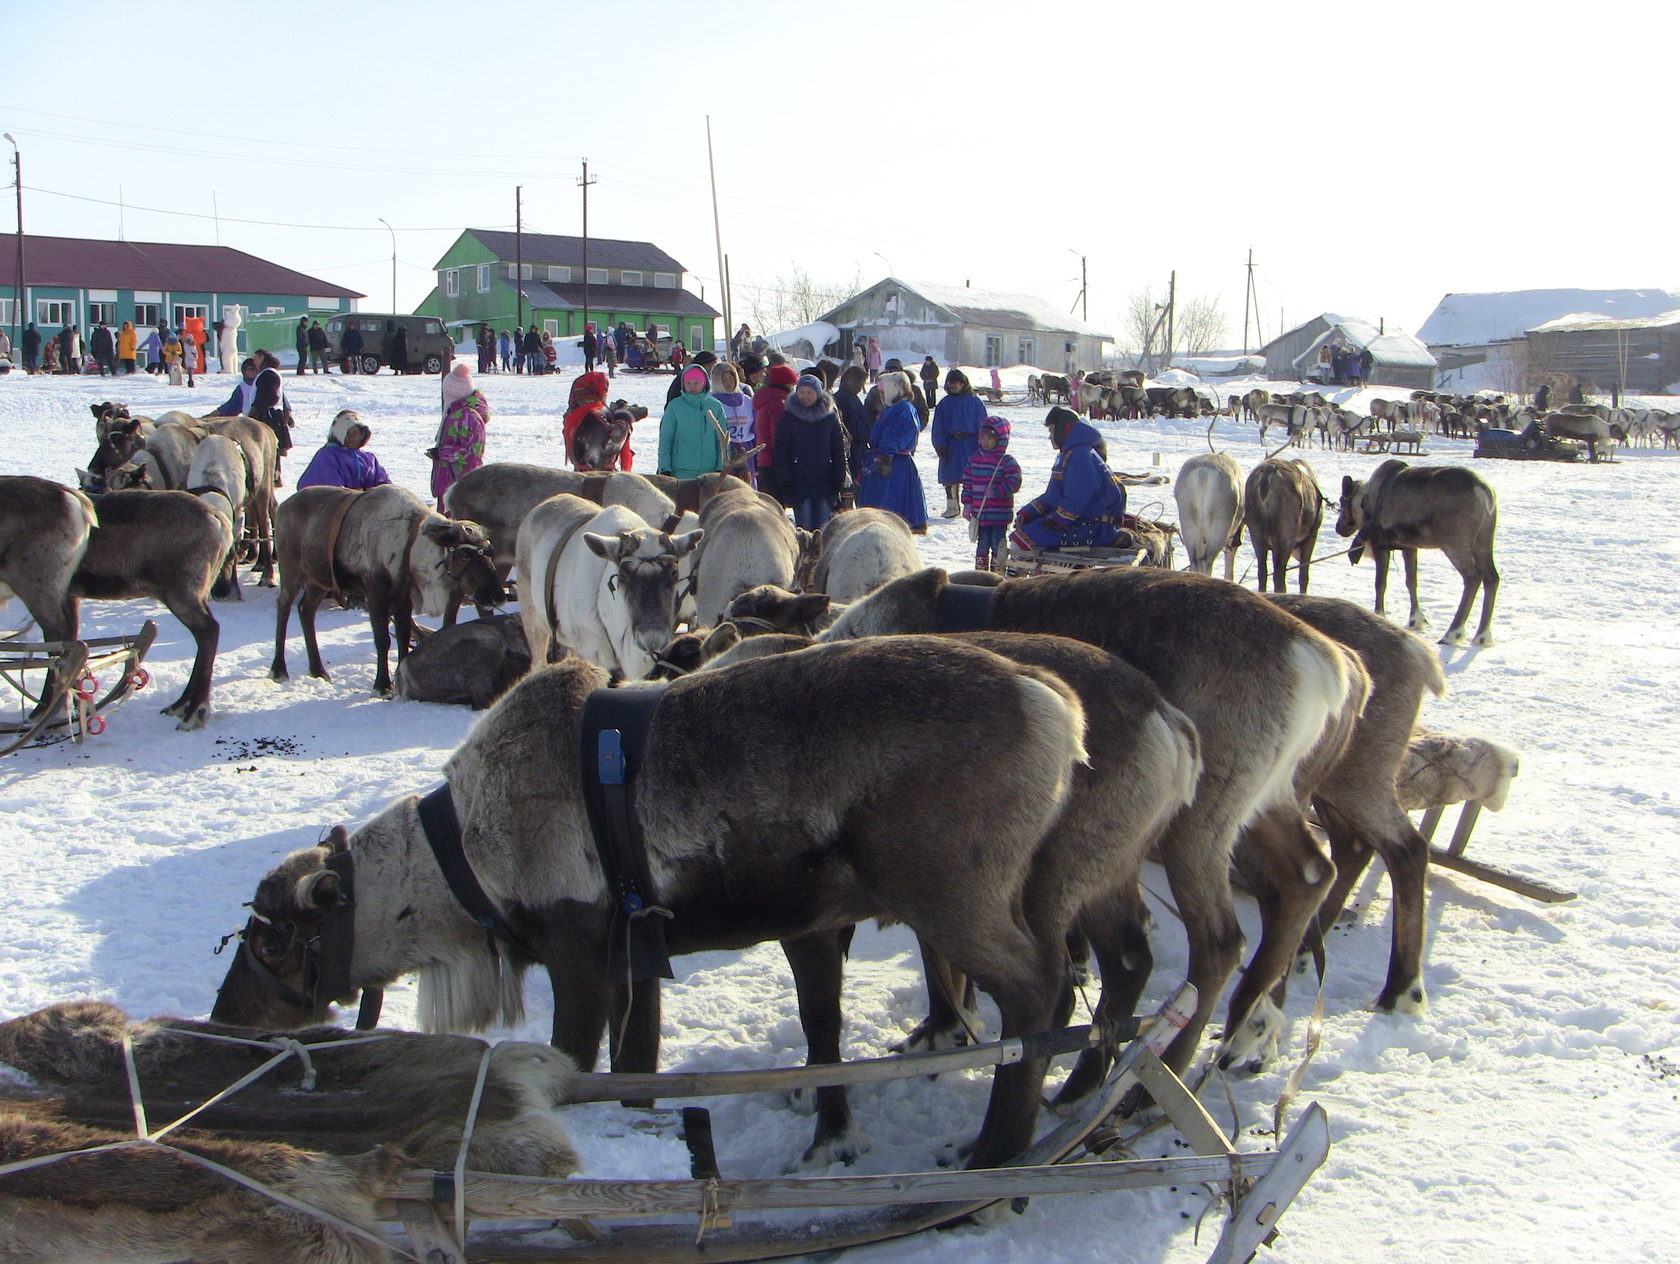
[2,365,1679,1263]
[1417,289,1680,348]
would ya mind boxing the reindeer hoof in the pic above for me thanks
[172,704,209,731]
[798,1123,866,1170]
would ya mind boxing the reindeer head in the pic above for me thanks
[569,406,637,472]
[582,527,704,676]
[418,518,502,615]
[723,585,832,637]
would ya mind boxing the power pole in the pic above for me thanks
[4,134,21,358]
[515,185,524,333]
[706,117,729,351]
[579,159,597,339]
[1165,270,1176,373]
[1243,248,1257,355]
[1068,253,1087,322]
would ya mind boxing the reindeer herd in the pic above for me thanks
[0,385,1547,1184]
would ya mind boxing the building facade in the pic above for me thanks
[418,230,719,353]
[1524,311,1680,395]
[0,233,360,361]
[816,278,1111,373]
[1259,313,1437,390]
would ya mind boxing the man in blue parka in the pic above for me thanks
[1010,406,1127,550]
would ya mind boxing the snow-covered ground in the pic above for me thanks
[1,364,1677,1263]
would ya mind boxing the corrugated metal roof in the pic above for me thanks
[1292,318,1436,370]
[1418,288,1680,347]
[466,230,686,274]
[822,278,1111,340]
[0,233,361,298]
[514,279,718,319]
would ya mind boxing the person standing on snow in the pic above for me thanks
[431,362,490,506]
[856,370,927,534]
[930,368,987,518]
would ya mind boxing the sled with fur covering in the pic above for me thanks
[377,983,1330,1264]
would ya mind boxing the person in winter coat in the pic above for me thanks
[295,316,310,374]
[341,319,365,373]
[864,358,930,427]
[835,364,872,495]
[1011,406,1126,551]
[930,369,987,518]
[248,350,294,462]
[711,361,757,486]
[384,323,409,374]
[657,364,729,480]
[498,330,513,373]
[920,355,940,410]
[296,410,393,491]
[58,325,80,374]
[210,358,260,417]
[541,331,557,373]
[22,323,40,372]
[162,330,185,383]
[961,417,1023,572]
[1533,382,1550,412]
[753,363,798,504]
[666,350,718,405]
[775,374,847,530]
[522,325,542,375]
[564,370,633,471]
[582,325,598,373]
[307,320,331,373]
[737,352,767,393]
[90,322,116,375]
[431,362,490,505]
[116,321,138,374]
[865,336,882,383]
[857,371,927,533]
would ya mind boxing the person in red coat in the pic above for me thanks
[753,363,797,504]
[563,371,633,470]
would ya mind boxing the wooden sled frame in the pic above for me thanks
[374,985,1331,1264]
[1414,801,1576,904]
[0,621,158,755]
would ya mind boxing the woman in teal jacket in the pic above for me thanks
[658,364,729,479]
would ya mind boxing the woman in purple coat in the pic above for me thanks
[296,411,393,490]
[856,371,928,533]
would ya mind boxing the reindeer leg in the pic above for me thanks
[365,582,395,696]
[1402,549,1430,632]
[963,957,1062,1170]
[270,579,299,680]
[1372,547,1392,616]
[1153,813,1246,1079]
[299,588,331,679]
[900,936,979,1053]
[781,931,863,1167]
[159,595,218,731]
[1219,809,1334,1074]
[1055,882,1153,1108]
[1296,539,1312,593]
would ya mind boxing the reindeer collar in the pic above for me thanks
[935,581,998,633]
[416,784,538,964]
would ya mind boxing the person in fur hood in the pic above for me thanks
[296,410,393,491]
[773,373,846,530]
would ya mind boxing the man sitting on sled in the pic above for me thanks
[1010,406,1127,551]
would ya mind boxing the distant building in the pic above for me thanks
[1258,313,1436,390]
[1524,310,1680,395]
[816,277,1111,373]
[0,232,360,356]
[419,230,719,353]
[1418,288,1680,376]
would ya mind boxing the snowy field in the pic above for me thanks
[1,363,1677,1263]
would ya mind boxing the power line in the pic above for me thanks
[27,185,503,233]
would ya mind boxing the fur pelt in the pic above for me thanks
[1396,728,1520,813]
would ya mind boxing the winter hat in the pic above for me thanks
[883,358,905,373]
[981,416,1010,446]
[569,371,609,410]
[877,371,907,404]
[709,362,740,392]
[441,362,476,405]
[796,373,824,395]
[329,409,371,448]
[1045,405,1080,432]
[738,352,766,378]
[768,364,799,390]
[682,365,710,390]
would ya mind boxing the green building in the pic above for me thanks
[418,229,720,355]
[0,232,361,366]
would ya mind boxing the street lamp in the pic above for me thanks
[3,134,20,361]
[377,217,396,313]
[1068,248,1086,322]
[872,250,893,278]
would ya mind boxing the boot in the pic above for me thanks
[941,488,962,518]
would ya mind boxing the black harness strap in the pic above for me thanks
[416,783,537,962]
[935,581,998,633]
[579,685,674,983]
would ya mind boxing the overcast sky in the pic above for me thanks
[4,0,1670,346]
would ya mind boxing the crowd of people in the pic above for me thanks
[14,319,209,381]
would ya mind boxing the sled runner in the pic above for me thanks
[0,621,157,755]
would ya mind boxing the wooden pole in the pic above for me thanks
[514,185,523,334]
[580,160,597,340]
[706,117,729,353]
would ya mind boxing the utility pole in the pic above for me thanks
[4,134,21,358]
[377,218,396,312]
[1243,248,1257,355]
[1165,271,1176,373]
[515,185,523,333]
[579,159,597,339]
[707,117,729,351]
[1068,249,1087,322]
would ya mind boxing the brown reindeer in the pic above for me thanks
[213,638,1197,1171]
[1337,459,1500,646]
[1244,457,1325,593]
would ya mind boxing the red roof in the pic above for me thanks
[0,233,362,299]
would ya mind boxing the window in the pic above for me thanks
[689,325,704,353]
[88,301,116,325]
[653,272,676,289]
[0,298,13,327]
[520,265,532,280]
[133,303,161,327]
[984,335,1003,367]
[476,265,490,293]
[37,298,75,325]
[444,269,459,297]
[547,265,570,283]
[172,303,209,329]
[620,270,643,287]
[1017,337,1035,366]
[542,319,559,337]
[586,267,608,286]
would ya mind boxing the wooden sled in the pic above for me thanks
[1004,525,1176,576]
[1415,802,1576,904]
[0,621,158,755]
[377,985,1331,1263]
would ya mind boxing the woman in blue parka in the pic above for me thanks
[857,370,928,533]
[930,368,988,517]
[1011,406,1126,550]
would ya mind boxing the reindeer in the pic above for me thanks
[212,637,1197,1171]
[691,479,816,629]
[1337,459,1499,646]
[1542,409,1613,462]
[809,507,922,601]
[515,494,702,680]
[395,612,532,709]
[568,401,643,471]
[0,476,97,649]
[1174,451,1244,580]
[271,484,504,696]
[1244,458,1325,593]
[184,433,250,600]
